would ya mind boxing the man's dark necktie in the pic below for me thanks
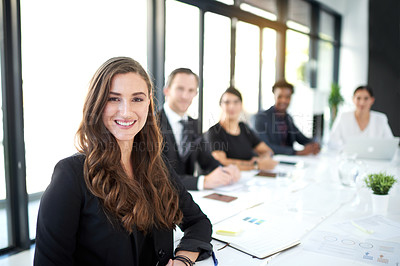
[179,119,191,159]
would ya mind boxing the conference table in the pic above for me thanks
[175,148,400,266]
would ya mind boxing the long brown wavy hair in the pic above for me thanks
[76,57,182,233]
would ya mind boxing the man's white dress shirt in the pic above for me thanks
[163,103,205,190]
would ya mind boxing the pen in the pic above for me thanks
[219,165,229,174]
[351,220,374,234]
[246,202,264,210]
[220,166,234,184]
[279,161,297,166]
[211,251,218,266]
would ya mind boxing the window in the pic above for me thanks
[285,29,313,138]
[243,0,277,15]
[20,0,147,240]
[317,40,334,140]
[317,10,336,140]
[165,0,200,118]
[202,13,231,131]
[261,28,277,110]
[319,11,335,41]
[162,0,340,139]
[317,41,334,92]
[234,21,260,121]
[287,0,311,33]
[285,30,310,87]
[240,0,277,21]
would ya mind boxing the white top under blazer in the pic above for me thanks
[329,110,393,149]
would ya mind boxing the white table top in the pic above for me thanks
[176,148,400,265]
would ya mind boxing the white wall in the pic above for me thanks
[318,0,369,111]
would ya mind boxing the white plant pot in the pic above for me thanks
[371,194,389,215]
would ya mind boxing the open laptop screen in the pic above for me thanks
[343,137,399,160]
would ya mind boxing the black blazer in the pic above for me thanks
[34,154,212,266]
[158,109,220,190]
[253,106,312,155]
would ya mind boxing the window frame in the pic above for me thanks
[158,0,341,130]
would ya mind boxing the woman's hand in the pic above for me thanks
[257,157,278,170]
[296,142,320,155]
[224,164,241,182]
[166,259,186,266]
[204,166,234,188]
[166,251,197,266]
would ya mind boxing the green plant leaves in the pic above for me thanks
[364,172,397,195]
[328,83,344,107]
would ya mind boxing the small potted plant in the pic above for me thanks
[328,83,344,127]
[364,172,397,214]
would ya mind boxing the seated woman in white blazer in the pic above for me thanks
[329,85,393,149]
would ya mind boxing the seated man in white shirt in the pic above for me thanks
[158,68,240,190]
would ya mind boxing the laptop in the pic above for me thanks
[344,137,399,160]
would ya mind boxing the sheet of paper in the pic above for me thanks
[303,230,400,265]
[212,205,302,258]
[190,190,264,225]
[214,182,246,192]
[214,172,255,192]
[335,215,400,240]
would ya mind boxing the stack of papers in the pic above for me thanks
[303,216,400,265]
[303,230,400,265]
[212,204,301,258]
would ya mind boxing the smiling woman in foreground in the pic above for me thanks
[34,57,212,266]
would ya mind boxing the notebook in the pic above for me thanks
[343,137,399,160]
[212,205,301,259]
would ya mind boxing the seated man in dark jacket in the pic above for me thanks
[158,68,240,190]
[253,80,320,155]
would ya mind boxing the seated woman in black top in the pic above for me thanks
[34,57,212,266]
[205,87,278,171]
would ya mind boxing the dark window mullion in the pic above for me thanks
[309,2,320,88]
[198,9,205,133]
[147,0,166,111]
[230,17,237,86]
[0,0,30,251]
[258,27,263,111]
[333,15,341,84]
